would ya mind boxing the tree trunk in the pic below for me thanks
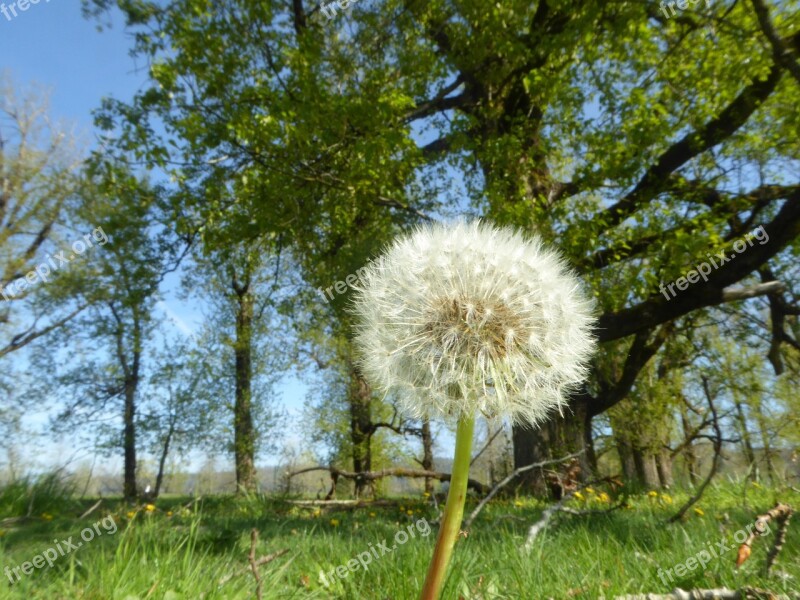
[421,419,434,494]
[633,449,660,489]
[233,279,257,493]
[734,400,757,480]
[657,449,673,488]
[680,406,699,486]
[512,396,593,497]
[349,365,372,498]
[617,438,638,484]
[754,402,776,483]
[123,377,137,500]
[154,420,175,498]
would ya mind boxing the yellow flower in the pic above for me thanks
[126,511,136,519]
[693,507,704,516]
[660,494,673,504]
[145,504,156,512]
[166,511,173,517]
[647,490,658,498]
[585,487,595,495]
[399,506,405,511]
[312,509,321,518]
[598,492,610,503]
[407,510,414,516]
[369,512,376,518]
[41,513,53,521]
[330,519,340,527]
[574,491,584,501]
[422,492,430,498]
[514,500,524,507]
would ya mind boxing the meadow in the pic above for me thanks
[1,477,798,599]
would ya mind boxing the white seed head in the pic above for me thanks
[351,220,597,425]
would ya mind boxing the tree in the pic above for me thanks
[84,0,800,495]
[0,77,86,358]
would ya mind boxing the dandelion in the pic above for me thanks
[574,491,585,501]
[514,500,524,507]
[585,487,595,495]
[369,512,376,518]
[597,492,610,503]
[126,511,136,519]
[166,511,173,517]
[330,519,340,527]
[647,490,659,498]
[407,510,414,516]
[660,494,673,504]
[145,504,156,512]
[693,507,704,516]
[352,220,596,600]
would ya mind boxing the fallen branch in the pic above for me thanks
[522,479,625,552]
[79,499,103,520]
[463,451,584,530]
[217,535,289,588]
[736,502,794,574]
[288,465,491,494]
[287,499,399,512]
[612,588,800,599]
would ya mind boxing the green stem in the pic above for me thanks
[419,415,475,600]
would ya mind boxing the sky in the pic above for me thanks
[0,2,315,473]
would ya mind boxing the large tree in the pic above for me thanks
[85,0,800,492]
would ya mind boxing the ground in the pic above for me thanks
[0,481,798,599]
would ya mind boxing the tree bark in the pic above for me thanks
[512,396,593,497]
[233,275,257,493]
[633,449,660,490]
[349,365,373,498]
[421,419,434,494]
[734,400,757,480]
[154,419,175,498]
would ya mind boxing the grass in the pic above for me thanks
[0,477,798,599]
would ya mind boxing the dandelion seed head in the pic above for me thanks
[351,220,596,425]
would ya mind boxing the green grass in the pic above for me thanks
[1,478,798,599]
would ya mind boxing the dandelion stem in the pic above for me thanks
[419,415,475,600]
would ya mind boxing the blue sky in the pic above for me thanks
[1,2,315,472]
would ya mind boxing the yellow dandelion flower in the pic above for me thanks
[598,492,610,503]
[647,490,658,498]
[585,487,595,495]
[422,492,430,498]
[330,519,340,527]
[407,510,414,516]
[660,494,673,504]
[166,511,173,517]
[145,504,156,512]
[574,491,584,501]
[126,511,136,519]
[514,500,524,507]
[693,507,704,516]
[312,509,321,517]
[369,512,376,518]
